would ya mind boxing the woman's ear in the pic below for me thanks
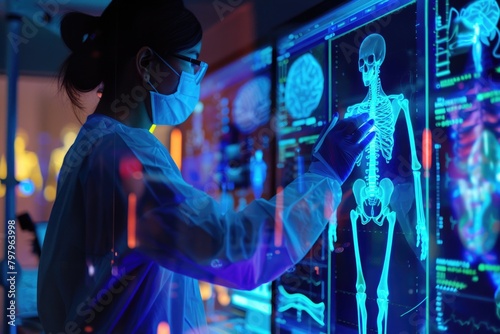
[136,46,155,82]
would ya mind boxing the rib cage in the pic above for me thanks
[366,98,394,204]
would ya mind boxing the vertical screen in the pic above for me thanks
[180,46,274,333]
[331,1,428,332]
[274,13,333,334]
[430,0,500,332]
[275,1,428,333]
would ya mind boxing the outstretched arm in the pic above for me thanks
[135,170,342,290]
[400,98,427,261]
[82,133,343,291]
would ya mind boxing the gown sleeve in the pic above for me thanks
[82,132,342,290]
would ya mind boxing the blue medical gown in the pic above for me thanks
[37,114,341,333]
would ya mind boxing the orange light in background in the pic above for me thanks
[274,186,284,247]
[170,128,182,170]
[44,124,79,201]
[199,282,213,301]
[128,193,137,249]
[44,185,56,202]
[422,128,432,178]
[215,285,231,306]
[157,322,170,334]
[315,266,319,275]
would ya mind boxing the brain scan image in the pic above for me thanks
[232,76,271,134]
[285,53,325,119]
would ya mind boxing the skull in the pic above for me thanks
[358,34,386,87]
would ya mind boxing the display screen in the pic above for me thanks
[180,0,500,332]
[430,0,500,332]
[332,1,428,332]
[274,0,428,333]
[179,46,274,333]
[274,11,334,334]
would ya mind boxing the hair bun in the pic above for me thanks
[119,0,185,8]
[154,0,185,7]
[100,0,185,20]
[60,12,101,52]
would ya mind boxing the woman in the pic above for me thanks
[37,0,374,333]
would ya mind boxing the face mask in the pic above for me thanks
[149,71,200,126]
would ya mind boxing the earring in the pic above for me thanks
[96,82,104,99]
[143,72,150,82]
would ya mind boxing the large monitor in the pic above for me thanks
[179,46,274,333]
[429,0,500,332]
[274,8,333,334]
[274,0,428,333]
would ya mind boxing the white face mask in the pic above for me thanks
[148,50,207,126]
[150,71,200,126]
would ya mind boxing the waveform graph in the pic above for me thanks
[277,285,326,327]
[274,232,333,334]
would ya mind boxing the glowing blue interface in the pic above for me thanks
[275,0,428,333]
[332,1,428,333]
[275,14,332,334]
[180,46,273,333]
[430,0,500,332]
[179,0,500,332]
[182,46,273,201]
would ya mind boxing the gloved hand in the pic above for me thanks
[309,113,375,184]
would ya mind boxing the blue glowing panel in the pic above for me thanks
[430,0,500,332]
[275,1,427,333]
[331,2,428,333]
[276,43,329,188]
[179,46,274,333]
[182,46,273,199]
[274,11,333,334]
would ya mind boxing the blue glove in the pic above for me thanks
[309,113,375,184]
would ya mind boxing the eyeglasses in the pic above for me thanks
[152,50,208,84]
[171,53,208,83]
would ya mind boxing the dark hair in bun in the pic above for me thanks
[59,0,203,109]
